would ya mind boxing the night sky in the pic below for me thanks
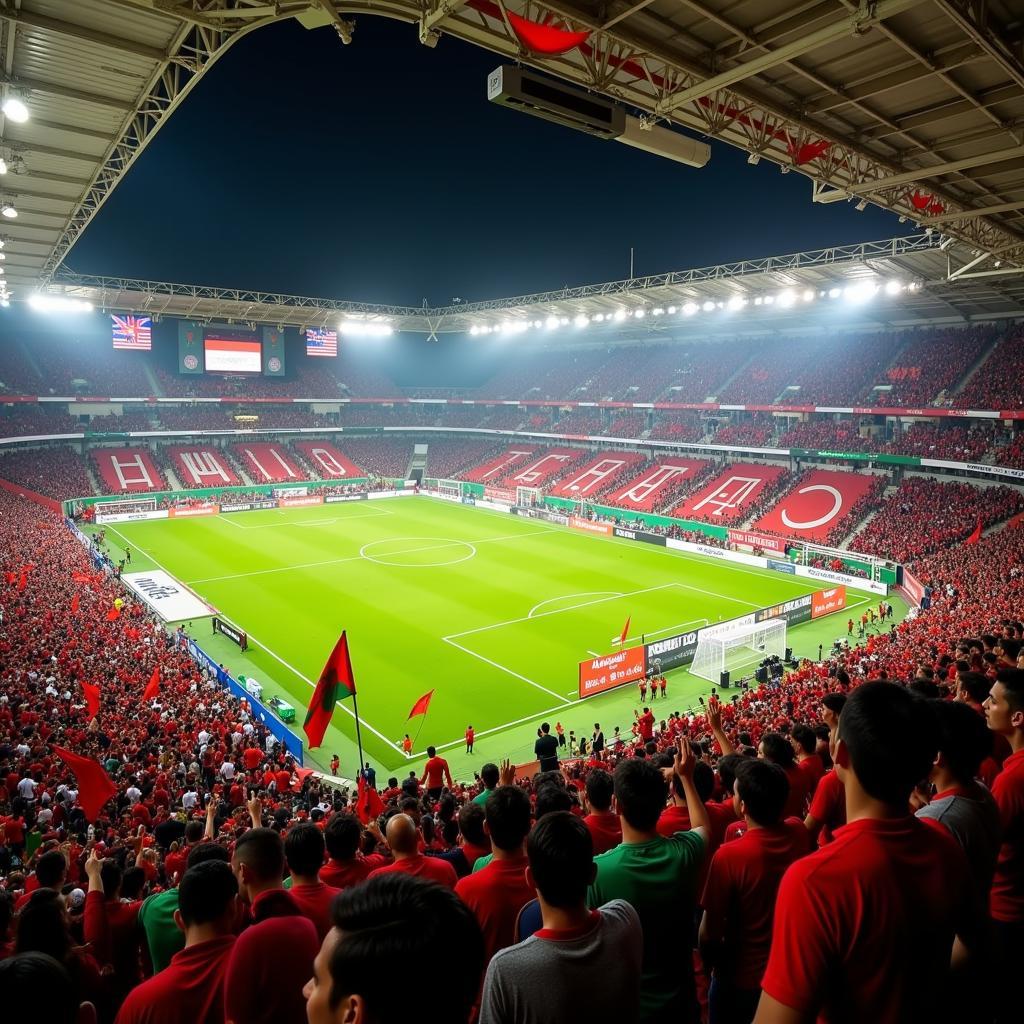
[70,16,908,307]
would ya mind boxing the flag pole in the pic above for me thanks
[412,706,430,750]
[351,690,366,783]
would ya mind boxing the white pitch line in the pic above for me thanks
[432,699,577,754]
[442,636,572,705]
[529,591,623,618]
[587,651,601,658]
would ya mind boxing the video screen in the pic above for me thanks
[204,336,262,374]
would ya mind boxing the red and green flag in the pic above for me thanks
[304,631,356,749]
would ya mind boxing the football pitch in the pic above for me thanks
[90,497,895,778]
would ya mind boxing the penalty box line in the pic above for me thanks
[103,527,407,757]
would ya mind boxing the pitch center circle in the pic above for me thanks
[359,536,477,568]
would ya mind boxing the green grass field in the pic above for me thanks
[89,497,897,779]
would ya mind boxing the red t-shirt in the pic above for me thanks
[420,756,452,790]
[808,769,846,846]
[656,804,692,838]
[797,754,825,797]
[782,764,812,819]
[454,854,534,963]
[991,747,1024,922]
[638,712,655,742]
[700,820,811,990]
[114,935,235,1024]
[320,854,388,890]
[584,811,622,855]
[369,854,457,889]
[761,816,972,1022]
[288,880,341,940]
[243,748,263,771]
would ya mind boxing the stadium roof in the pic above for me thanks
[0,0,1022,307]
[48,232,1024,335]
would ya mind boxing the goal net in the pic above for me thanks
[94,497,158,522]
[690,618,787,683]
[437,479,464,500]
[516,486,543,508]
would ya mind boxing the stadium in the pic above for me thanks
[1,2,1023,1023]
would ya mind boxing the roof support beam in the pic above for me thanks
[654,0,927,117]
[933,0,1024,92]
[923,200,1024,226]
[0,9,167,61]
[420,0,470,44]
[5,75,133,112]
[843,146,1024,194]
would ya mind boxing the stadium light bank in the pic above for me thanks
[467,279,918,336]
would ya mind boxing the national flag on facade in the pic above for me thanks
[407,690,434,720]
[619,616,631,644]
[965,516,983,545]
[51,746,118,821]
[143,666,160,701]
[112,314,153,351]
[305,328,338,358]
[304,631,356,748]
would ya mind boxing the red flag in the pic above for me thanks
[356,774,384,824]
[72,572,92,583]
[106,607,120,622]
[407,689,434,720]
[143,666,160,701]
[304,631,356,749]
[5,571,16,585]
[51,745,118,822]
[291,766,315,793]
[70,592,81,615]
[965,516,983,545]
[619,616,631,644]
[81,680,100,718]
[17,571,26,592]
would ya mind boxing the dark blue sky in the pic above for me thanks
[70,16,907,307]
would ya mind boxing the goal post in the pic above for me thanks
[516,486,543,508]
[436,479,465,500]
[93,497,158,521]
[690,618,787,683]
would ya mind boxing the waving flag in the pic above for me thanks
[112,314,152,351]
[965,516,983,545]
[51,746,118,822]
[304,631,356,748]
[143,666,160,701]
[356,774,384,824]
[407,690,435,720]
[81,680,100,718]
[619,616,631,645]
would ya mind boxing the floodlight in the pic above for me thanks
[0,299,8,307]
[652,307,664,316]
[667,306,677,314]
[828,287,841,298]
[633,308,645,318]
[776,290,796,307]
[701,300,715,312]
[28,294,93,314]
[469,326,479,336]
[726,295,745,311]
[802,289,815,302]
[884,280,902,296]
[613,308,627,321]
[545,316,559,329]
[763,295,775,306]
[338,320,392,338]
[2,94,28,123]
[747,153,760,165]
[682,302,698,316]
[1,198,16,218]
[559,317,569,326]
[843,282,878,303]
[0,157,6,175]
[574,314,589,327]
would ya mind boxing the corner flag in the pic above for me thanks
[619,616,631,644]
[408,690,435,720]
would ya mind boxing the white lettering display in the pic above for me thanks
[562,459,626,496]
[180,450,230,485]
[690,475,761,517]
[244,447,297,482]
[309,448,350,478]
[619,464,690,504]
[479,449,533,481]
[110,454,154,490]
[780,484,843,530]
[513,453,573,485]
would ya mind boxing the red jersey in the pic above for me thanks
[320,853,388,890]
[796,753,825,797]
[700,820,811,990]
[808,769,846,846]
[114,935,235,1024]
[288,880,341,940]
[465,728,474,744]
[638,711,655,742]
[991,747,1024,922]
[369,854,457,889]
[454,854,534,964]
[420,756,452,791]
[761,816,973,1023]
[584,810,622,855]
[782,763,812,819]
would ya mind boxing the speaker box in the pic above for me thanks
[720,670,730,688]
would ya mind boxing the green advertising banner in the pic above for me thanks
[790,448,920,467]
[177,321,203,374]
[262,326,286,377]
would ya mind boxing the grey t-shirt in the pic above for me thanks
[916,784,1000,903]
[479,899,642,1024]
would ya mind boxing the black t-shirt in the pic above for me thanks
[535,734,559,771]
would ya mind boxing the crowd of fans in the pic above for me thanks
[2,476,1023,1023]
[954,326,1024,410]
[649,412,704,442]
[326,438,411,480]
[0,447,94,502]
[713,416,775,448]
[851,478,1024,564]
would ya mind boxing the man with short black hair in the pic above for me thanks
[534,724,559,773]
[225,826,319,1024]
[474,763,500,806]
[984,667,1024,1024]
[583,769,621,855]
[480,812,642,1024]
[757,682,978,1023]
[790,724,824,797]
[456,785,535,965]
[320,812,388,890]
[420,746,453,800]
[589,738,708,1023]
[303,874,484,1024]
[285,822,341,940]
[115,862,238,1024]
[699,759,810,1024]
